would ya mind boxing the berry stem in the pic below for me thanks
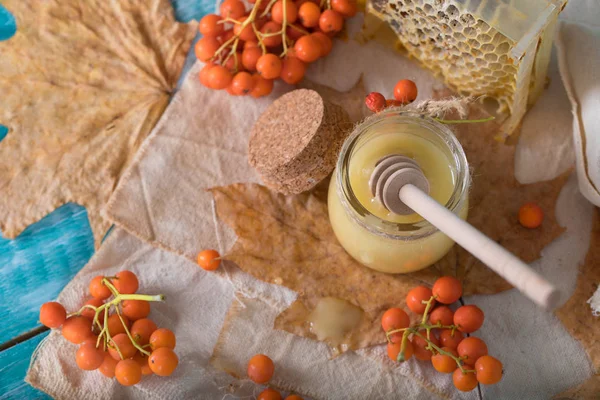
[420,296,436,325]
[280,0,289,57]
[434,116,495,124]
[260,0,278,18]
[413,330,467,373]
[252,23,267,54]
[397,329,411,362]
[115,307,151,357]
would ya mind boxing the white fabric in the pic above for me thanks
[28,8,600,400]
[556,20,600,207]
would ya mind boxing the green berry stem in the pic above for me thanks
[115,307,151,357]
[420,296,436,325]
[397,329,411,362]
[435,116,495,124]
[412,330,468,373]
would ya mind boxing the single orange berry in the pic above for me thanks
[258,388,282,400]
[223,55,242,72]
[233,16,256,41]
[387,339,414,362]
[260,22,283,47]
[519,202,544,229]
[432,276,463,304]
[106,313,131,336]
[256,54,283,79]
[453,366,478,392]
[293,35,321,63]
[195,36,220,62]
[133,352,153,375]
[231,71,256,95]
[271,0,298,24]
[40,301,67,328]
[99,352,119,378]
[394,79,418,104]
[131,319,158,346]
[242,47,262,71]
[206,65,234,90]
[381,308,410,343]
[406,286,435,314]
[197,249,221,271]
[439,329,464,350]
[220,0,246,19]
[115,359,142,386]
[429,305,454,326]
[199,64,215,87]
[318,10,344,33]
[122,299,151,321]
[76,342,105,371]
[109,333,137,360]
[475,355,503,385]
[80,297,106,322]
[431,347,458,373]
[199,14,224,37]
[331,0,357,17]
[454,305,484,333]
[298,2,321,28]
[62,316,93,344]
[286,23,306,41]
[149,328,177,350]
[113,270,139,294]
[148,347,179,376]
[311,32,332,57]
[365,92,386,113]
[89,276,112,300]
[251,75,274,98]
[457,336,488,364]
[218,29,235,43]
[280,57,306,84]
[411,330,440,361]
[247,354,275,384]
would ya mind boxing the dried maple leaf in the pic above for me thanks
[0,0,196,246]
[555,209,600,398]
[211,97,568,349]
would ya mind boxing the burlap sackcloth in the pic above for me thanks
[28,8,600,400]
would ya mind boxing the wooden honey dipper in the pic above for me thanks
[369,155,560,310]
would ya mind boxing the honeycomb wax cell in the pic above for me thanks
[328,111,469,274]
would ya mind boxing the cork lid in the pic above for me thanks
[248,89,351,194]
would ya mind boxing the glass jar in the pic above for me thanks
[327,110,470,274]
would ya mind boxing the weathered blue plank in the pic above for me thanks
[172,0,216,22]
[0,3,16,41]
[0,332,51,400]
[0,204,94,343]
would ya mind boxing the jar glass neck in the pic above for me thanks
[335,110,470,240]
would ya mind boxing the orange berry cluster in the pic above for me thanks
[247,354,303,400]
[39,271,178,386]
[382,276,503,392]
[196,0,357,97]
[365,79,419,113]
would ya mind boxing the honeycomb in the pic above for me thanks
[367,0,567,138]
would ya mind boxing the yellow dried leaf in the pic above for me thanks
[0,0,196,245]
[211,94,567,349]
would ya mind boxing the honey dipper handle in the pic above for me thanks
[399,184,560,310]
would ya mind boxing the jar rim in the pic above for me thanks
[335,110,470,240]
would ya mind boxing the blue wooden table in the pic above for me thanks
[0,1,211,398]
